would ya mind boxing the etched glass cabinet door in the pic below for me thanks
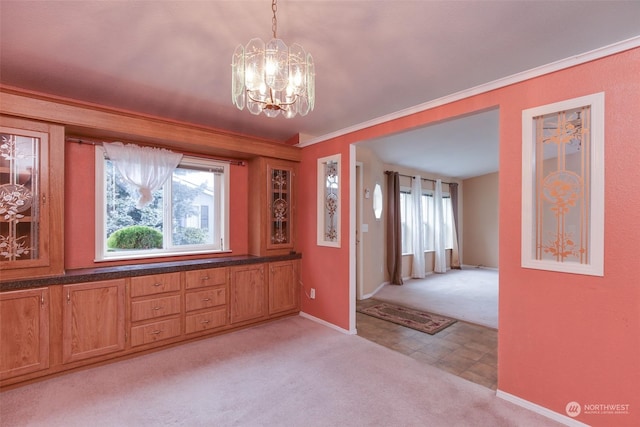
[0,117,63,279]
[267,164,294,251]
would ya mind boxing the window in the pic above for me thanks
[442,196,454,250]
[400,190,411,254]
[421,193,434,250]
[95,147,229,261]
[401,190,454,254]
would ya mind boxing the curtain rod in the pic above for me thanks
[385,171,455,186]
[66,137,246,166]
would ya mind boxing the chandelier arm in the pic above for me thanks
[245,89,299,108]
[274,95,299,107]
[245,90,270,105]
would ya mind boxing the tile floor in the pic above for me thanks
[356,299,498,390]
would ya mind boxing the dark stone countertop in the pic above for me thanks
[0,253,302,291]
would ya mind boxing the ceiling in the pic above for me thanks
[2,1,640,179]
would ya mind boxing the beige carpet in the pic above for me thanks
[0,316,559,426]
[374,268,499,329]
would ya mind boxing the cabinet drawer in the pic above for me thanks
[185,268,227,289]
[130,318,181,347]
[131,295,181,322]
[130,273,181,297]
[185,308,227,334]
[185,287,226,312]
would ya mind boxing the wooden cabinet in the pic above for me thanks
[268,260,300,315]
[185,268,228,334]
[0,288,49,380]
[230,264,266,324]
[62,280,125,363]
[129,272,182,347]
[1,256,300,388]
[0,116,64,281]
[249,157,298,256]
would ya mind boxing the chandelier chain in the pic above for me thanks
[272,0,278,39]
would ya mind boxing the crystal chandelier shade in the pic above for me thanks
[231,0,315,118]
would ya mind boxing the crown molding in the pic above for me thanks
[299,35,640,147]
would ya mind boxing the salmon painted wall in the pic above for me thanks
[298,139,351,331]
[64,141,249,269]
[300,48,640,425]
[497,49,640,427]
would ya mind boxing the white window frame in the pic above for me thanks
[95,146,230,261]
[399,187,411,255]
[521,92,604,276]
[421,190,453,251]
[400,187,454,255]
[421,192,435,251]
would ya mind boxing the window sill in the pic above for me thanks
[94,249,232,263]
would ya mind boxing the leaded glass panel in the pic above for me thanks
[0,130,39,262]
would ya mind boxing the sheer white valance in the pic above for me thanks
[103,142,183,208]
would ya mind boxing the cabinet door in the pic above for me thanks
[266,162,295,251]
[249,158,298,256]
[0,117,64,280]
[230,264,266,324]
[269,260,299,315]
[62,280,125,363]
[0,288,49,380]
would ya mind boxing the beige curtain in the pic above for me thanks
[449,183,461,269]
[385,171,403,285]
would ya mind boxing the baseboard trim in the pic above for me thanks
[362,281,387,299]
[462,264,498,271]
[496,390,590,427]
[299,312,356,335]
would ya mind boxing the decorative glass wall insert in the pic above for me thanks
[270,167,291,245]
[0,129,39,263]
[521,93,604,276]
[317,154,340,247]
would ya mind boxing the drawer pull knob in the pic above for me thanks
[150,330,162,335]
[202,298,211,302]
[152,306,162,311]
[201,276,210,281]
[201,320,210,324]
[153,283,163,287]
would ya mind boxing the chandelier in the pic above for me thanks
[231,0,315,118]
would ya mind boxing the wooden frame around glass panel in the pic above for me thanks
[521,92,604,276]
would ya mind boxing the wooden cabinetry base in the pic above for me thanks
[1,259,300,389]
